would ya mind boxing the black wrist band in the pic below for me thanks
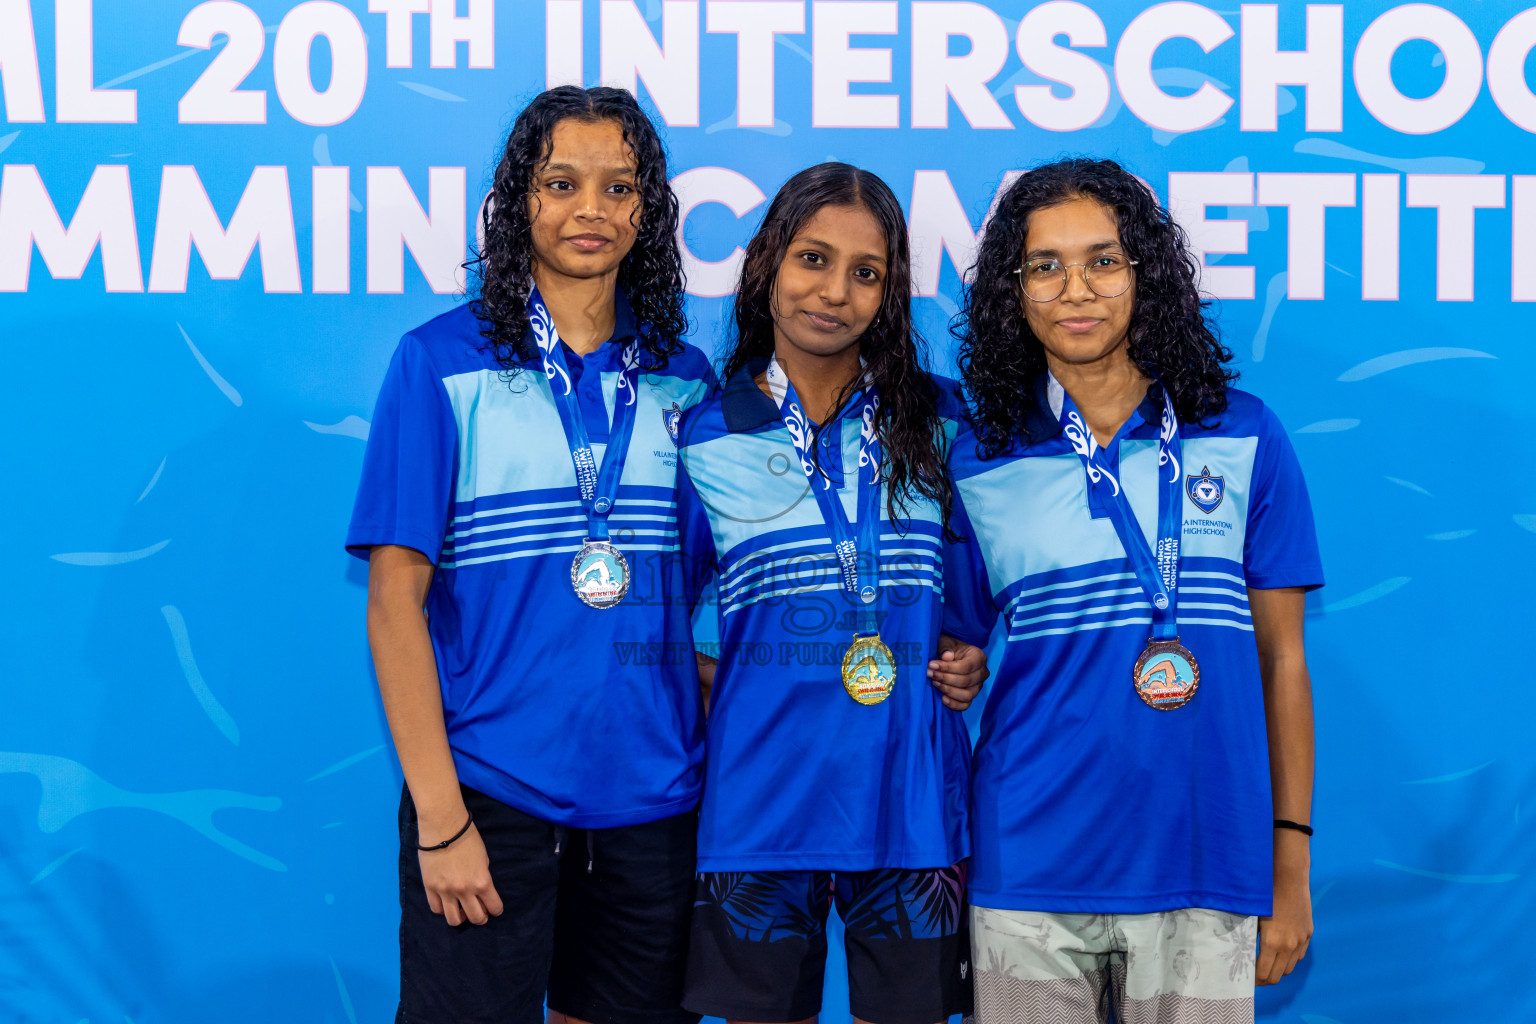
[417,811,474,851]
[1274,818,1313,836]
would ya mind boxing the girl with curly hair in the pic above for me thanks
[942,158,1323,1022]
[674,163,987,1024]
[346,86,713,1024]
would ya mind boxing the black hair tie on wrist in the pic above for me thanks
[417,811,474,851]
[1274,818,1314,836]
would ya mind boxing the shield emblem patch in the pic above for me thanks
[663,402,682,443]
[1186,465,1224,513]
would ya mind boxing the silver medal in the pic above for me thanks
[571,539,630,609]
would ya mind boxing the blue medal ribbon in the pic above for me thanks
[766,355,883,634]
[528,285,642,543]
[1054,375,1184,642]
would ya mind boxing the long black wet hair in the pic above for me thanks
[720,162,953,535]
[469,86,687,374]
[955,158,1237,459]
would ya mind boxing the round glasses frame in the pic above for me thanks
[1012,255,1140,302]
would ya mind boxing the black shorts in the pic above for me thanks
[397,784,700,1024]
[683,864,973,1024]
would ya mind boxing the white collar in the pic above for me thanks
[1046,371,1066,421]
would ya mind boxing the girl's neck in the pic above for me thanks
[761,340,862,425]
[532,263,619,355]
[1047,345,1151,447]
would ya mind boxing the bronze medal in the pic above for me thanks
[1132,638,1200,710]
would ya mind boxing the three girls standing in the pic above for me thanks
[351,85,1318,1024]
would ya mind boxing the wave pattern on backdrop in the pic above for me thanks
[2,2,1532,1021]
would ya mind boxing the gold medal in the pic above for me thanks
[1133,638,1200,710]
[841,634,896,705]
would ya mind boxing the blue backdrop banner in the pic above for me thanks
[3,1,1533,1021]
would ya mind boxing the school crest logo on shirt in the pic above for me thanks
[1186,465,1224,514]
[663,402,682,444]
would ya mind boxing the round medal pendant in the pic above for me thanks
[1132,638,1200,710]
[841,634,897,706]
[570,540,630,610]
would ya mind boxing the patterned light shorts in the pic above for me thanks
[970,906,1258,1024]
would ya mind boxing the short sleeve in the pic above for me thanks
[942,485,1001,647]
[1244,406,1324,590]
[345,334,458,563]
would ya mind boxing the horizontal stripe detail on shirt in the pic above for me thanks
[1001,558,1252,641]
[439,484,680,568]
[719,524,942,614]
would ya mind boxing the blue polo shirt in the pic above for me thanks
[678,360,971,871]
[944,378,1323,917]
[346,298,713,828]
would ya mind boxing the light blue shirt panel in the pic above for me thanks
[625,369,704,490]
[690,418,884,560]
[957,435,1262,596]
[957,455,1119,589]
[1179,435,1258,563]
[440,367,698,506]
[688,430,825,560]
[442,368,582,502]
[1118,439,1160,552]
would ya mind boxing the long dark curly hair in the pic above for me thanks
[469,86,687,374]
[955,158,1237,458]
[720,162,954,535]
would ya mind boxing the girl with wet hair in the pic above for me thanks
[472,84,688,374]
[675,162,986,1024]
[944,157,1323,1023]
[348,85,712,1024]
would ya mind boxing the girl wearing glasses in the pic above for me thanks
[942,158,1323,1023]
